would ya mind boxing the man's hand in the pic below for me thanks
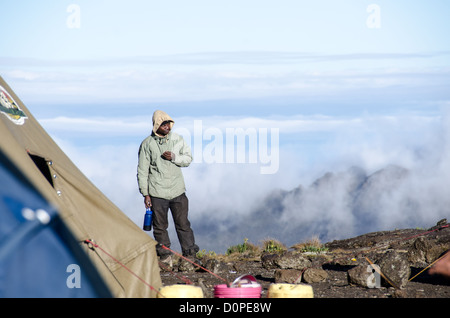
[144,195,152,209]
[162,151,174,161]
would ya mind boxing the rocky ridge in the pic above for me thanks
[160,219,450,298]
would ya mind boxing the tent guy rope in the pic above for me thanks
[293,223,449,286]
[84,239,163,297]
[161,245,229,284]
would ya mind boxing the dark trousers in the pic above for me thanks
[151,193,199,257]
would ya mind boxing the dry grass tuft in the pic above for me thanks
[291,235,328,253]
[261,238,287,253]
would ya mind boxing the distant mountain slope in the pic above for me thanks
[194,164,449,253]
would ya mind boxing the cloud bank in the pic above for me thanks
[3,50,449,105]
[45,109,448,253]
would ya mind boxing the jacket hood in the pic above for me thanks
[152,110,174,136]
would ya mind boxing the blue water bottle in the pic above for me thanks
[143,207,153,231]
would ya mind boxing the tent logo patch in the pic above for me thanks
[0,85,27,125]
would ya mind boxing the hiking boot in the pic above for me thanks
[178,256,197,273]
[159,255,173,271]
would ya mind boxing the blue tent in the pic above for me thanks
[0,149,112,297]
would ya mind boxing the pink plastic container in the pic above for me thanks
[214,275,262,298]
[214,284,262,298]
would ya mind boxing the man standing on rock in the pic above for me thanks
[137,110,199,267]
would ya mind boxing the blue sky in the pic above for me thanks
[2,1,449,108]
[1,1,450,252]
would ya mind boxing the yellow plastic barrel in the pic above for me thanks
[157,285,204,298]
[267,283,314,298]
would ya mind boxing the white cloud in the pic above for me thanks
[3,51,448,68]
[7,70,41,81]
[3,51,449,104]
[41,112,439,143]
[40,116,150,136]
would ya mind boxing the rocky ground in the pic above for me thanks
[159,220,450,298]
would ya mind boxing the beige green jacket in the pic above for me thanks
[137,111,192,200]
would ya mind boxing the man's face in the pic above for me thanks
[157,120,171,136]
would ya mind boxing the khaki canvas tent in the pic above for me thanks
[0,76,162,297]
